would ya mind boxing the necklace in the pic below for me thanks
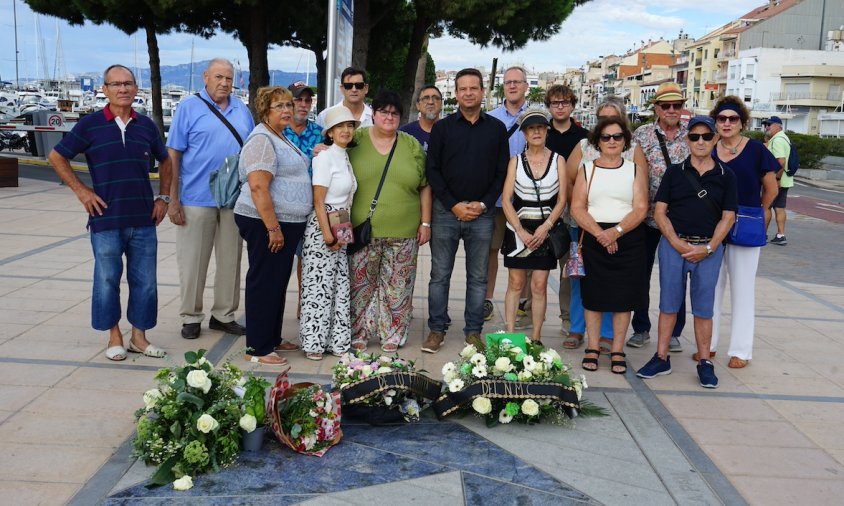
[721,138,742,155]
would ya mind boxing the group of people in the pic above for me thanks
[50,59,783,389]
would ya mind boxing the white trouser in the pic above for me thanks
[711,245,761,360]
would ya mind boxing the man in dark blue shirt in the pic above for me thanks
[637,116,737,389]
[423,68,509,353]
[400,85,442,152]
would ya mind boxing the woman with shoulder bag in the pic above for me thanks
[299,106,359,361]
[501,108,567,345]
[708,96,779,369]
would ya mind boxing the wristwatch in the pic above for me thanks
[421,222,431,228]
[615,225,624,236]
[479,202,487,212]
[155,195,171,204]
[705,244,713,256]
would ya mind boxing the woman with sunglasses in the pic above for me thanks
[234,86,313,366]
[347,90,432,353]
[570,117,648,374]
[707,96,779,369]
[563,97,645,353]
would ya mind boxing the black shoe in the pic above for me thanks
[181,323,201,340]
[209,316,246,335]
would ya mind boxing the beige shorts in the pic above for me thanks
[491,207,506,250]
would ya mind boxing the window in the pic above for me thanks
[714,48,720,58]
[704,49,708,59]
[729,65,736,80]
[744,89,753,102]
[745,64,755,79]
[828,84,842,101]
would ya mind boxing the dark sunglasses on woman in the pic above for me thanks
[715,115,741,124]
[600,133,625,142]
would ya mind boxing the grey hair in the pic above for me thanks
[503,65,527,80]
[103,64,136,84]
[207,58,235,72]
[596,96,628,119]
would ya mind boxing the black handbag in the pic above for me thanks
[524,152,569,259]
[347,137,398,255]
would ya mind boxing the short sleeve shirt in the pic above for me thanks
[768,130,793,188]
[312,144,357,208]
[399,121,431,152]
[656,158,738,237]
[714,139,779,207]
[632,121,690,227]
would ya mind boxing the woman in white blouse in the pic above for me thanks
[299,106,359,360]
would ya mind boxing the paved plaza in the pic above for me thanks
[1,173,844,505]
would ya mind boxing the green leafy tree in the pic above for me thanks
[527,86,545,105]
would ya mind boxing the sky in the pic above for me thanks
[0,0,765,83]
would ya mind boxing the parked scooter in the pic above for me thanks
[0,130,29,152]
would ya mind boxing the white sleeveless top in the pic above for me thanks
[583,159,635,223]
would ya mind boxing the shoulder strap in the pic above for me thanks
[576,162,599,248]
[195,93,243,147]
[507,122,520,138]
[680,159,721,219]
[367,136,399,219]
[654,130,672,169]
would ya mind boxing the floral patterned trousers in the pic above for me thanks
[348,237,418,347]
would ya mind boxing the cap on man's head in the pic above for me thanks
[653,82,685,103]
[687,115,716,133]
[288,81,313,98]
[762,116,782,126]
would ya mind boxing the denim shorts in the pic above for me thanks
[658,237,724,319]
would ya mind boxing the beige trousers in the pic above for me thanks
[177,206,243,324]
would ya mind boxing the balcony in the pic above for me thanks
[770,92,840,107]
[722,50,737,59]
[712,71,727,83]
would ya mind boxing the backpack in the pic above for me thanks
[209,155,242,209]
[784,138,799,177]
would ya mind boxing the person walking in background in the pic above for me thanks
[400,85,443,152]
[166,58,254,341]
[485,66,530,326]
[762,116,792,245]
[348,91,431,353]
[233,86,312,366]
[48,64,171,361]
[299,106,359,360]
[501,109,567,345]
[570,117,648,375]
[708,96,779,369]
[628,82,691,353]
[637,116,737,388]
[424,68,509,353]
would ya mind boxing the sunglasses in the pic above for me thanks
[658,102,684,111]
[688,132,716,142]
[600,133,625,142]
[715,115,741,124]
[342,82,366,90]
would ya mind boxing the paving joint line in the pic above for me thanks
[0,234,87,266]
[776,278,844,315]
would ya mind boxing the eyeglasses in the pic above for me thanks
[658,102,683,111]
[105,81,136,89]
[418,95,442,102]
[715,115,741,124]
[294,96,313,103]
[549,100,572,108]
[599,133,625,142]
[269,103,294,111]
[503,80,526,86]
[688,132,716,142]
[342,82,366,90]
[376,109,400,118]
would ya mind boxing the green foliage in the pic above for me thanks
[527,87,546,105]
[242,373,271,424]
[785,131,838,170]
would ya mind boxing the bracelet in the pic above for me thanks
[267,225,281,235]
[421,222,431,228]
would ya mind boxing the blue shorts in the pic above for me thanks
[658,237,724,319]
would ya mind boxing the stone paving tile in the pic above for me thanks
[790,421,844,450]
[742,377,844,397]
[299,472,465,506]
[704,445,844,480]
[58,368,161,393]
[677,418,816,448]
[659,395,785,422]
[0,410,134,447]
[0,308,57,326]
[24,387,142,417]
[730,476,844,506]
[0,384,48,411]
[0,322,31,340]
[0,363,75,387]
[0,442,114,483]
[767,399,844,424]
[0,336,102,361]
[0,480,80,506]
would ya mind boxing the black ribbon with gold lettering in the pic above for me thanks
[339,372,443,405]
[432,380,580,419]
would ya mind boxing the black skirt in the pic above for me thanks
[580,223,647,312]
[501,219,561,271]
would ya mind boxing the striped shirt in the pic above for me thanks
[54,106,168,232]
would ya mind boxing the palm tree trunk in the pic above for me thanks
[144,21,164,137]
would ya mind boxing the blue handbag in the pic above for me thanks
[727,205,766,247]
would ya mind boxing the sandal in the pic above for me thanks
[275,341,300,352]
[105,345,127,361]
[305,352,323,361]
[562,333,583,350]
[599,337,613,355]
[728,356,748,369]
[692,351,716,362]
[610,352,627,375]
[127,341,167,358]
[351,339,367,351]
[582,348,600,371]
[245,352,288,366]
[381,341,399,353]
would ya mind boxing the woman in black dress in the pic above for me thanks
[570,117,648,374]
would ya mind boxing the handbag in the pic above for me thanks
[564,163,598,278]
[523,152,569,259]
[327,209,354,246]
[727,205,766,247]
[347,136,398,255]
[197,94,245,209]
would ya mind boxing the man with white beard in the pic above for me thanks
[400,85,443,152]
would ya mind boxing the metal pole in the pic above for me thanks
[325,0,338,108]
[13,0,20,89]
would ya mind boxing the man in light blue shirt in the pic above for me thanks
[167,58,255,340]
[485,66,529,325]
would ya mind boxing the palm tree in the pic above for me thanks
[527,86,546,105]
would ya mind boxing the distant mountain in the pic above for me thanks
[82,60,313,90]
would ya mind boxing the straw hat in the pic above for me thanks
[321,106,360,136]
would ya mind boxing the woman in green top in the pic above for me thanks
[347,90,432,352]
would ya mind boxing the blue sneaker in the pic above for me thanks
[697,360,719,388]
[636,353,672,379]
